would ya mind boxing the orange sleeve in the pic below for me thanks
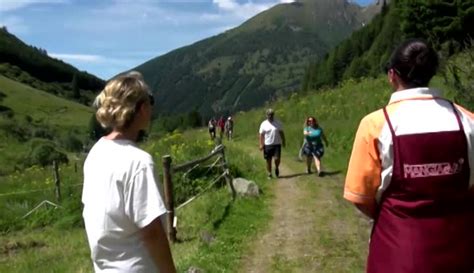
[455,104,474,120]
[344,113,383,205]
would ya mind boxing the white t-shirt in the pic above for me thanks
[259,119,283,145]
[82,138,167,273]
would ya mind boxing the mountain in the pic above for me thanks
[132,0,383,117]
[303,0,474,91]
[0,27,105,105]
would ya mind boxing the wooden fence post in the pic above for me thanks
[220,147,236,200]
[162,155,176,243]
[53,160,61,202]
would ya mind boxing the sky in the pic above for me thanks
[0,0,374,80]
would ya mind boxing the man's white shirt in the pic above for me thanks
[259,119,283,145]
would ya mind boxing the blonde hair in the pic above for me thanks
[95,71,151,130]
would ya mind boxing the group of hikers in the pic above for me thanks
[208,116,233,141]
[82,38,473,273]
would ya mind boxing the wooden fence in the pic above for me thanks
[161,144,236,243]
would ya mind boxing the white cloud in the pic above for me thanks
[0,15,29,34]
[210,0,276,20]
[49,53,105,63]
[279,0,295,3]
[213,0,239,11]
[0,0,69,12]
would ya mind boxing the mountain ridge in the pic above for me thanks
[131,0,383,118]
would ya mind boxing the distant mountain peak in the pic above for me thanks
[130,0,383,116]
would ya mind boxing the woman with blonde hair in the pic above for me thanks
[82,71,176,273]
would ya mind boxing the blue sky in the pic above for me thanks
[0,0,374,80]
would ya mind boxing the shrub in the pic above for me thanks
[59,133,83,152]
[26,142,68,167]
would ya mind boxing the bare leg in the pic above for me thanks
[306,156,312,173]
[314,156,321,174]
[274,157,280,177]
[266,159,272,177]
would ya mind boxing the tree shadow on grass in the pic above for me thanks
[278,172,312,179]
[320,170,341,177]
[212,200,233,230]
[175,199,234,243]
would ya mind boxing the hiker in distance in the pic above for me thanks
[208,117,216,140]
[344,39,474,273]
[217,116,226,139]
[225,116,234,141]
[82,71,176,273]
[259,108,286,179]
[302,116,328,176]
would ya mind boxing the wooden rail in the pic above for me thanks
[162,144,235,243]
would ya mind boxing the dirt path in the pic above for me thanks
[239,157,371,273]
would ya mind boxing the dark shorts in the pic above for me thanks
[303,143,324,159]
[209,128,215,133]
[263,144,281,160]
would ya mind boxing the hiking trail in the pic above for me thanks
[238,151,371,272]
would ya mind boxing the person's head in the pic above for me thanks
[384,39,439,90]
[266,108,275,121]
[306,116,318,128]
[95,71,154,133]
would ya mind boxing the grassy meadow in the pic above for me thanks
[0,75,94,175]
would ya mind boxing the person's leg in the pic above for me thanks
[266,159,272,178]
[314,156,322,176]
[263,146,273,178]
[274,145,281,177]
[306,156,312,173]
[274,157,280,177]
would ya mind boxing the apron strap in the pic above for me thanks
[382,106,395,137]
[449,101,465,132]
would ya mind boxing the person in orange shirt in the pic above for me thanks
[344,39,474,273]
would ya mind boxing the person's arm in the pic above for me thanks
[344,115,382,219]
[140,218,176,273]
[303,127,310,136]
[259,133,264,150]
[322,131,329,147]
[126,161,176,273]
[280,130,286,147]
[355,202,377,219]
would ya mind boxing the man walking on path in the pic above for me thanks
[259,108,285,179]
[225,116,234,141]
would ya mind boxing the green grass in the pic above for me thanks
[233,76,392,173]
[0,75,94,174]
[0,75,93,128]
[0,128,272,273]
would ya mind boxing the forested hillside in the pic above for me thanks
[303,0,474,105]
[0,27,105,104]
[132,0,383,118]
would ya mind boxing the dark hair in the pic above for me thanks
[306,116,319,127]
[384,39,439,87]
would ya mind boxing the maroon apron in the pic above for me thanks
[367,101,474,273]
